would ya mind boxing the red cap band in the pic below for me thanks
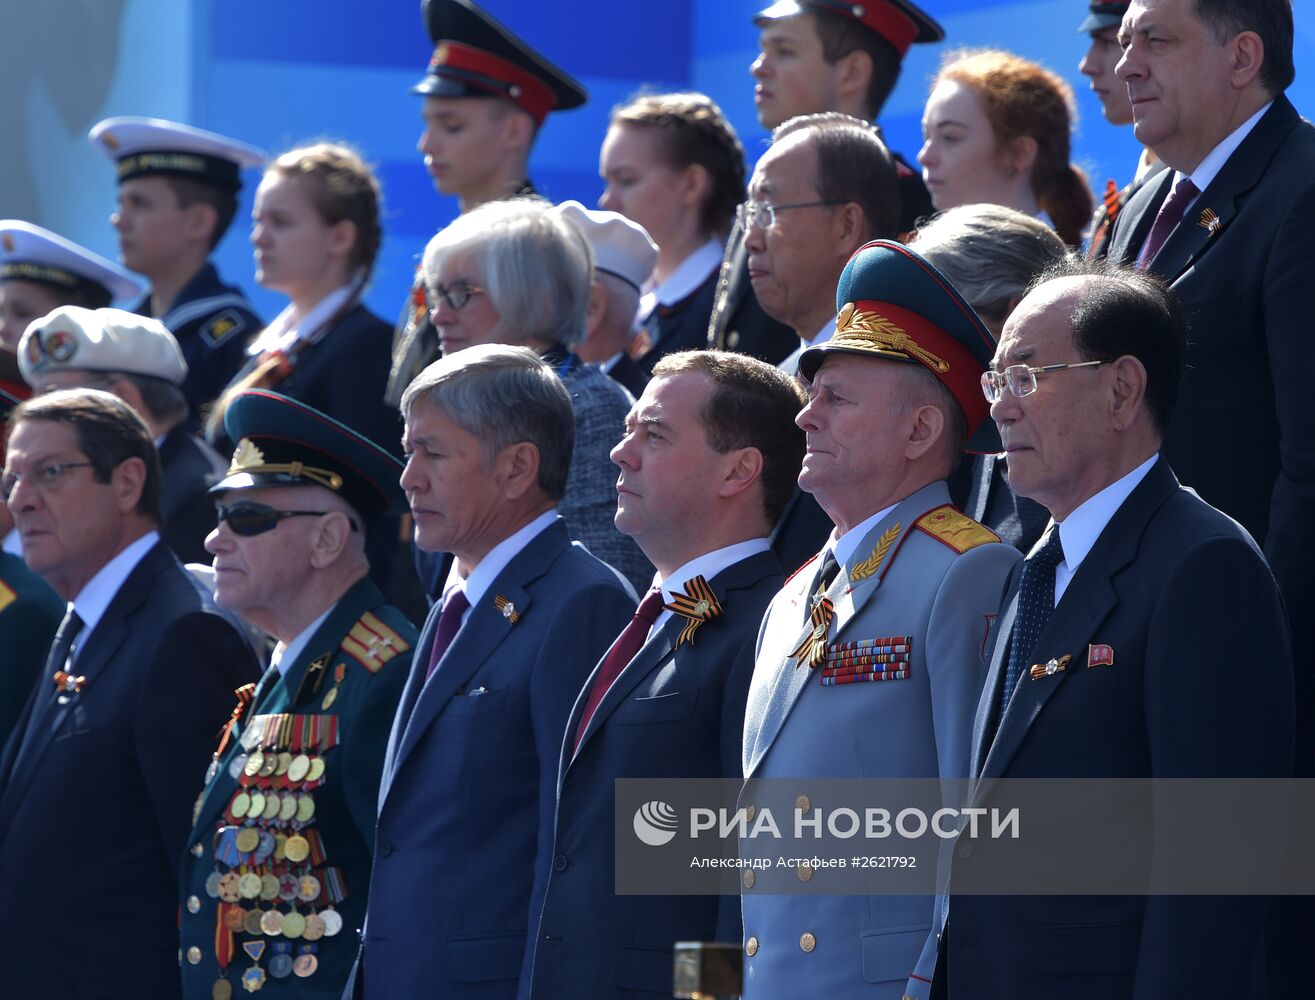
[428,41,556,124]
[855,3,919,57]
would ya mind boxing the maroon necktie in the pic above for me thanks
[424,587,470,682]
[573,588,666,751]
[1139,176,1200,267]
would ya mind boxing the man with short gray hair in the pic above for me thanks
[353,344,634,1000]
[18,305,226,563]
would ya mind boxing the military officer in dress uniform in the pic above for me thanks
[384,0,588,408]
[88,116,265,418]
[0,219,143,396]
[17,305,227,563]
[178,390,416,999]
[708,0,944,366]
[740,241,1021,1000]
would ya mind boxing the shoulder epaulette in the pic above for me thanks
[783,552,821,587]
[340,611,412,673]
[0,578,15,614]
[914,504,1000,554]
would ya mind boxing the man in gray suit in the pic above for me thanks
[740,241,1021,1000]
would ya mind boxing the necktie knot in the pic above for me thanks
[634,587,666,627]
[808,550,841,605]
[1029,525,1065,571]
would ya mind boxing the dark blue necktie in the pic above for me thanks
[1001,526,1065,709]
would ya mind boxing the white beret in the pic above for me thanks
[553,200,658,292]
[19,306,188,386]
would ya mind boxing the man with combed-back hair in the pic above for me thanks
[353,345,633,1000]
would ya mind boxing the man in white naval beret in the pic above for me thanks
[89,116,267,419]
[18,306,226,563]
[554,200,658,399]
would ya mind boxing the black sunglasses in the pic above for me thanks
[216,501,359,537]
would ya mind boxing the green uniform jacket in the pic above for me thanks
[0,550,65,750]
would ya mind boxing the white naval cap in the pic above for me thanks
[89,116,267,192]
[18,305,188,387]
[553,200,657,292]
[0,220,143,303]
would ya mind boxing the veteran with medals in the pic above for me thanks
[739,242,1021,1000]
[178,390,416,999]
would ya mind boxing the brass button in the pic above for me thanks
[743,869,756,889]
[796,862,813,882]
[795,794,812,813]
[186,895,201,914]
[191,842,204,858]
[745,936,759,957]
[728,331,741,348]
[187,946,202,965]
[800,932,817,953]
[744,803,755,821]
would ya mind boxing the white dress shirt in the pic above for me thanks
[440,509,560,627]
[269,604,335,676]
[70,530,160,661]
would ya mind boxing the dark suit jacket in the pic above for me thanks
[356,520,634,999]
[936,459,1293,1000]
[159,426,227,564]
[0,550,63,749]
[0,540,258,999]
[523,550,783,999]
[605,353,649,399]
[638,267,719,373]
[1102,96,1315,762]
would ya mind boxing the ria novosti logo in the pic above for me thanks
[632,800,680,846]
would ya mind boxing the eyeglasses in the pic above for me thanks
[216,501,359,537]
[980,360,1107,403]
[736,199,846,230]
[430,280,484,312]
[1,460,95,500]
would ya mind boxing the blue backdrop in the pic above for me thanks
[10,0,1315,325]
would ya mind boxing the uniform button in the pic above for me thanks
[800,932,817,953]
[958,842,973,859]
[745,936,759,957]
[191,842,205,858]
[744,804,755,821]
[378,840,393,858]
[186,895,201,914]
[796,862,813,882]
[187,946,202,965]
[742,870,756,889]
[795,794,811,813]
[728,331,741,348]
[553,854,569,872]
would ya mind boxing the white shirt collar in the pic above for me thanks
[1186,101,1272,197]
[639,239,723,318]
[441,509,559,621]
[1050,454,1159,604]
[269,603,335,677]
[829,501,898,568]
[2,528,21,557]
[600,351,625,374]
[247,282,358,357]
[71,531,160,652]
[650,537,772,633]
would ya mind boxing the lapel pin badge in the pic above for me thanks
[1088,643,1115,668]
[52,669,87,694]
[1029,653,1072,681]
[1197,208,1221,237]
[494,595,520,624]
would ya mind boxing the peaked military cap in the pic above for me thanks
[755,0,943,56]
[211,390,406,525]
[1078,1,1129,33]
[0,221,142,303]
[413,0,587,125]
[89,116,266,193]
[799,240,1000,453]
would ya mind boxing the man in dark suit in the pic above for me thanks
[708,0,942,365]
[524,350,804,998]
[353,345,633,999]
[934,260,1293,999]
[0,388,258,999]
[1103,0,1313,763]
[179,390,417,998]
[17,305,226,563]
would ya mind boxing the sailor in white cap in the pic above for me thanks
[553,200,657,399]
[18,305,227,563]
[89,116,267,418]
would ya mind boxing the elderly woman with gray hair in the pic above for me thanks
[911,203,1070,553]
[413,198,651,594]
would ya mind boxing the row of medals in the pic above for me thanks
[208,744,342,992]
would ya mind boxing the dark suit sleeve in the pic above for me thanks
[1135,536,1293,998]
[341,652,414,845]
[135,611,259,873]
[0,598,61,749]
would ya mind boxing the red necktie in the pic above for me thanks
[424,588,470,682]
[1139,176,1200,267]
[573,588,666,751]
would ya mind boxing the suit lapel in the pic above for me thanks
[1108,168,1170,265]
[969,576,1021,780]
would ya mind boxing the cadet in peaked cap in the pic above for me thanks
[755,0,943,55]
[89,116,267,420]
[799,239,1001,452]
[181,389,415,998]
[1078,0,1129,33]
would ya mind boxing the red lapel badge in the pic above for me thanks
[1088,643,1115,668]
